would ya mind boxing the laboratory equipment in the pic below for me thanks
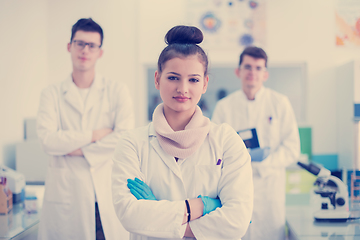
[297,161,350,222]
[16,137,48,184]
[0,175,13,214]
[0,166,25,203]
[16,118,49,184]
[24,194,38,213]
[336,60,360,169]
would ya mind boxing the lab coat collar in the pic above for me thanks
[148,123,183,180]
[148,123,156,137]
[61,74,105,114]
[240,86,266,102]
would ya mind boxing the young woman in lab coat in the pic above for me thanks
[112,25,253,240]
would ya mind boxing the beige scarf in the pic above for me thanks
[153,103,211,159]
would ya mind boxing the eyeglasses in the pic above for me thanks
[241,64,266,72]
[72,40,101,52]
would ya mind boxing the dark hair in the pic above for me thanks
[70,18,104,46]
[239,46,268,67]
[157,25,208,75]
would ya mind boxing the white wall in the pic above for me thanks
[0,0,48,168]
[46,0,139,123]
[266,0,359,158]
[46,0,138,115]
[1,0,360,168]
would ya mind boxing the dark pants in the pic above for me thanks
[95,202,106,240]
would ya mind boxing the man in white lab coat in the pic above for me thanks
[212,46,300,240]
[36,18,134,240]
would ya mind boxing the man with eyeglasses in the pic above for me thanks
[212,46,300,240]
[37,18,133,240]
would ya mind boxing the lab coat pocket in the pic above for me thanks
[195,165,222,198]
[43,167,72,204]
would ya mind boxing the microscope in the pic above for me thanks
[297,162,350,222]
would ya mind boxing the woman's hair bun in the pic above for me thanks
[165,25,203,45]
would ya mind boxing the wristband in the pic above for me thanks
[185,199,191,222]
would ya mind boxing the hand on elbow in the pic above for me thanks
[92,128,113,142]
[197,195,222,215]
[127,178,157,200]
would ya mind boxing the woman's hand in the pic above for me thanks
[198,195,222,215]
[127,178,157,200]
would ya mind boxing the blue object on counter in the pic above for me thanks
[13,188,25,204]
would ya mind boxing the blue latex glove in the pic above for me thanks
[249,147,270,162]
[198,195,222,215]
[127,178,157,200]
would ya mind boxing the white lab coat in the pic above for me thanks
[112,122,253,240]
[36,74,134,240]
[212,87,300,240]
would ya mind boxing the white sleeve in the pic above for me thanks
[82,83,135,167]
[111,130,187,238]
[37,86,92,156]
[190,124,254,240]
[261,97,300,168]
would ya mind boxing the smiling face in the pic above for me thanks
[236,55,268,94]
[154,55,208,119]
[67,30,103,73]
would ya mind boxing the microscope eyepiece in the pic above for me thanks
[297,162,321,175]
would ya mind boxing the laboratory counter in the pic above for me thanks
[286,205,360,240]
[0,203,40,240]
[0,185,43,240]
